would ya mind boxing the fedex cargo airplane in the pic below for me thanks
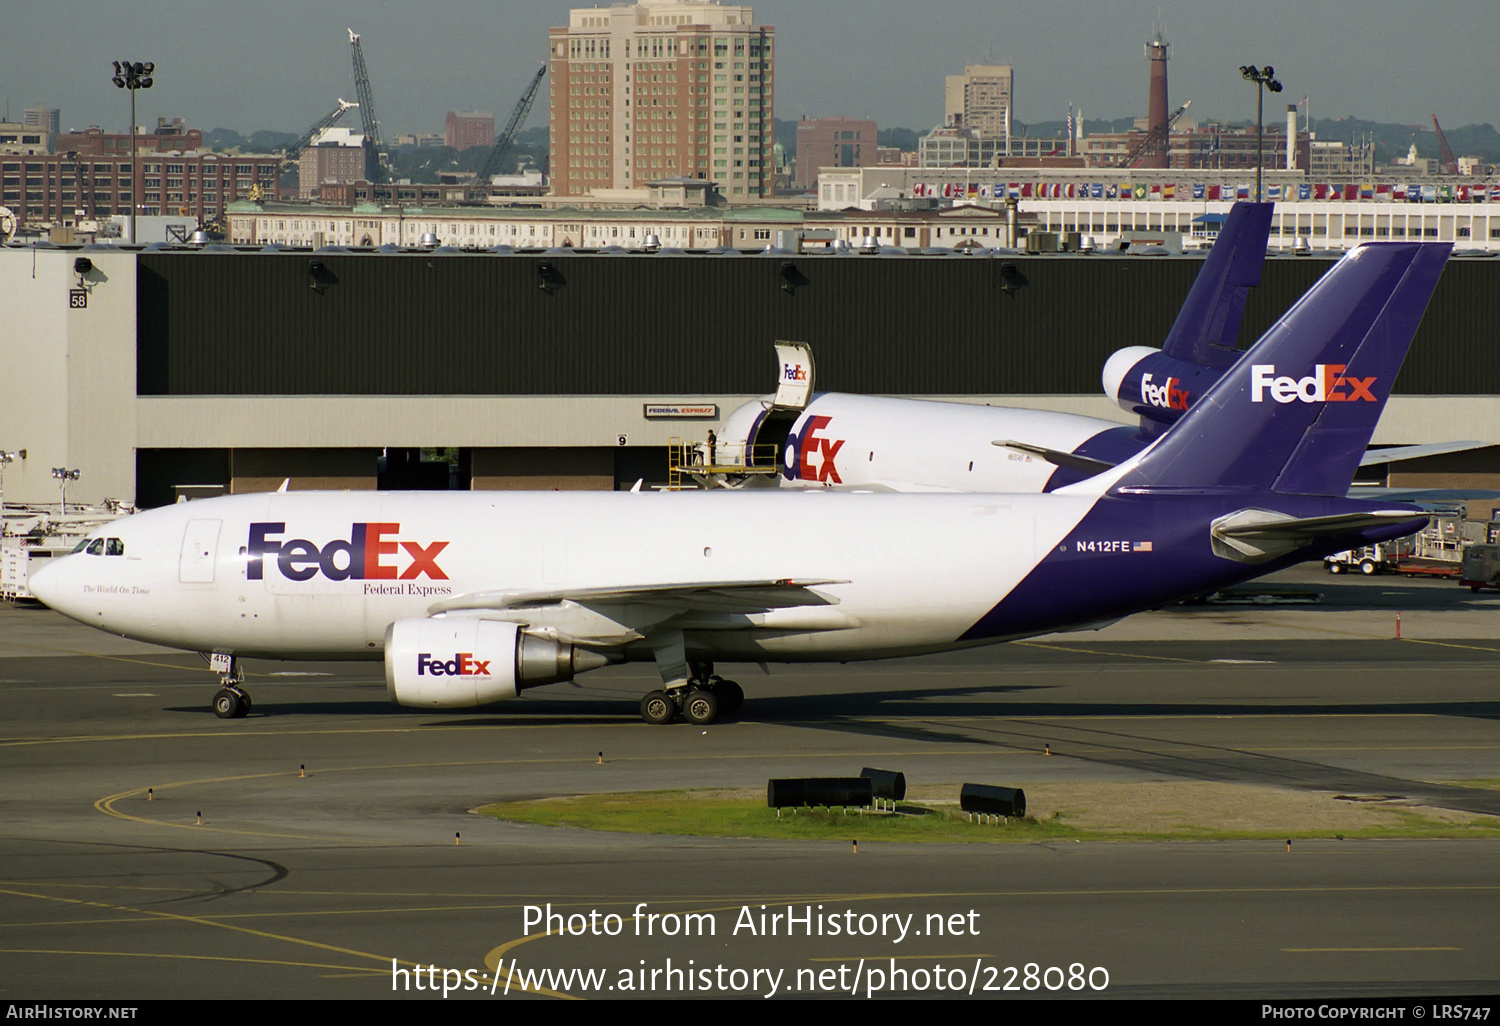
[717,204,1471,494]
[30,243,1449,725]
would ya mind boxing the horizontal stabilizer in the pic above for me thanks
[993,440,1117,477]
[430,578,846,616]
[1210,508,1430,563]
[1348,487,1500,504]
[1358,441,1488,466]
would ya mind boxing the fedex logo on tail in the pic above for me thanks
[1140,372,1191,411]
[248,522,449,582]
[417,652,491,677]
[1250,364,1377,404]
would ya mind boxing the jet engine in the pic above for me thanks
[1101,346,1227,428]
[384,618,611,708]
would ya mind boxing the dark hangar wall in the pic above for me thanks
[136,252,1497,397]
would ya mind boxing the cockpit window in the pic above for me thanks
[71,538,90,554]
[85,539,105,556]
[106,538,125,556]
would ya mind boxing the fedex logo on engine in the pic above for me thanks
[1250,364,1377,404]
[1140,372,1191,411]
[247,522,449,582]
[417,652,491,677]
[783,415,844,484]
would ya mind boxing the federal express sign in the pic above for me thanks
[643,403,719,419]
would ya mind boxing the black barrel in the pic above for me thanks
[860,767,907,801]
[767,777,874,809]
[960,783,1026,818]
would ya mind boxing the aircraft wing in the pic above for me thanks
[427,578,852,647]
[1210,508,1430,563]
[430,578,845,615]
[1357,441,1489,466]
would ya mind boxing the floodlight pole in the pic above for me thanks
[128,87,137,243]
[0,450,24,522]
[1240,64,1283,203]
[52,468,78,517]
[112,60,154,244]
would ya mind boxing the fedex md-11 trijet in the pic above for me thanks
[716,205,1475,496]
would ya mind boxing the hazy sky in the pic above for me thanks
[2,0,1492,140]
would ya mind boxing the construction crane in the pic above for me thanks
[284,98,359,167]
[1125,99,1191,168]
[1431,115,1458,175]
[470,64,548,199]
[348,28,386,183]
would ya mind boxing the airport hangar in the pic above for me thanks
[2,240,1499,512]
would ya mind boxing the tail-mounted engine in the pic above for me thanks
[1101,346,1226,429]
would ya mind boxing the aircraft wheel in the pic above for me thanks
[683,688,719,726]
[237,691,252,716]
[640,690,676,725]
[213,688,244,719]
[712,679,744,716]
[1359,559,1377,575]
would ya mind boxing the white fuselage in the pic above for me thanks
[719,393,1131,493]
[32,488,1101,662]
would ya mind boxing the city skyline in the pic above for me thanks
[1,1,1492,144]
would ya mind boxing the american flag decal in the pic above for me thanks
[1133,541,1153,552]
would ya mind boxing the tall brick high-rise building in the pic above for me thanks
[548,0,774,199]
[445,111,495,151]
[794,117,876,190]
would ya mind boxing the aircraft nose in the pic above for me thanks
[27,557,83,618]
[26,558,63,609]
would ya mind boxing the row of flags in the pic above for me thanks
[909,181,1500,203]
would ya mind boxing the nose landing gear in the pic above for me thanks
[207,653,251,719]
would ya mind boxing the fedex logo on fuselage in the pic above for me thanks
[783,363,808,382]
[248,522,449,582]
[783,414,844,484]
[417,652,490,677]
[1250,364,1377,404]
[1140,372,1191,411]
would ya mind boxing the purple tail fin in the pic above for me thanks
[1160,201,1274,368]
[1118,243,1451,496]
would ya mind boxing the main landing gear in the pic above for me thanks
[638,662,744,726]
[209,653,251,719]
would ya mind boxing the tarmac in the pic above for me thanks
[1,565,1497,1000]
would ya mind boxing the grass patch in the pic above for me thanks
[1435,779,1500,791]
[476,791,1500,843]
[478,791,1078,843]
